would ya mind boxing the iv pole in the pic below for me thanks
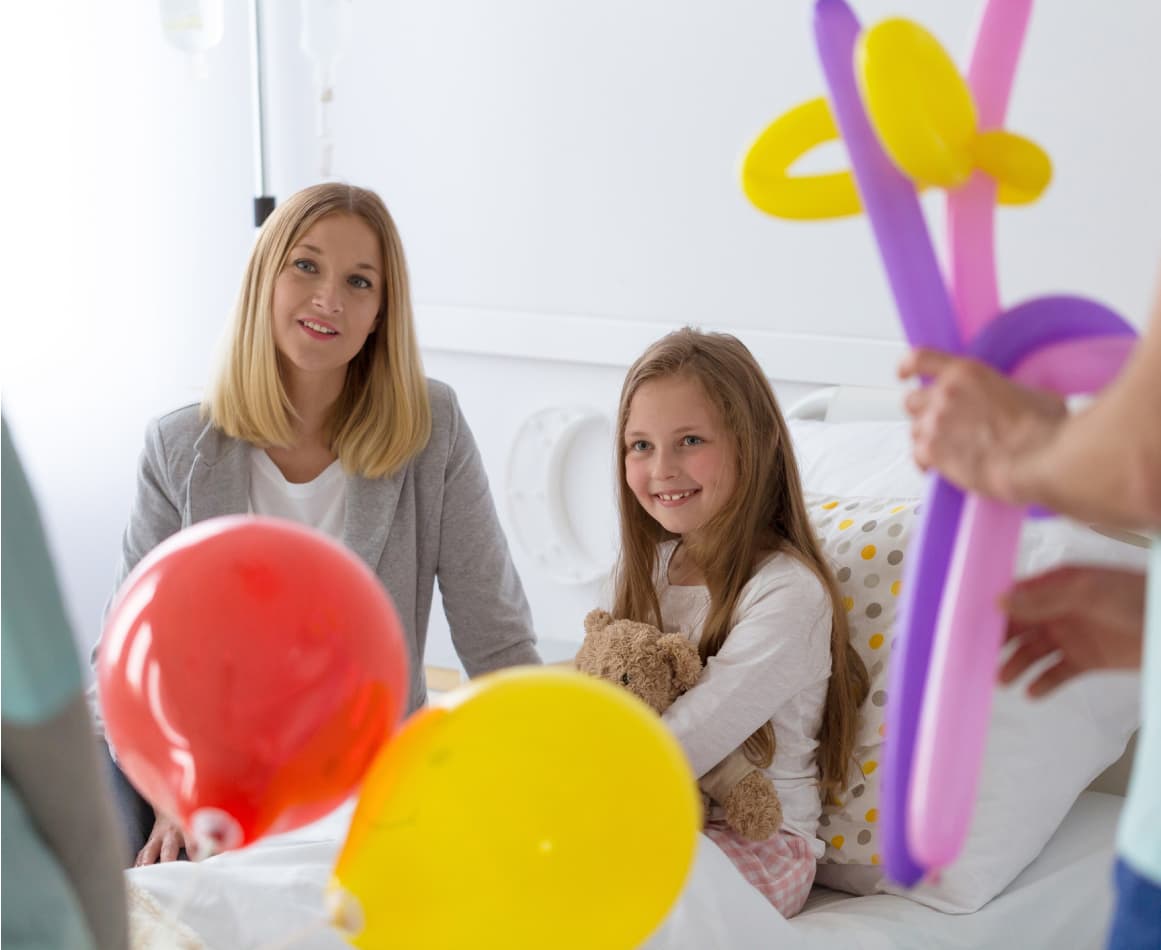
[248,0,275,227]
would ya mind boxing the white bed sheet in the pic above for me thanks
[127,792,1121,950]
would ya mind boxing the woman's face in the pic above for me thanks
[270,213,384,390]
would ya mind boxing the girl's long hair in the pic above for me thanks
[612,328,868,799]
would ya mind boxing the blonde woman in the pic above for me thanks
[99,183,540,865]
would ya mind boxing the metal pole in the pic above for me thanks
[248,0,275,227]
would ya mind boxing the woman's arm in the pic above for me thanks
[112,418,184,597]
[436,391,542,675]
[89,417,183,749]
[91,418,183,673]
[91,417,190,864]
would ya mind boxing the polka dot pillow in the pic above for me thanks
[805,492,921,870]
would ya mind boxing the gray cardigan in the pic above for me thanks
[107,379,540,714]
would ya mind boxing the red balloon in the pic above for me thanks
[97,515,409,854]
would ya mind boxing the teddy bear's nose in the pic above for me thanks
[621,673,630,685]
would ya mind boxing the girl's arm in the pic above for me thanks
[662,559,832,777]
[437,389,542,675]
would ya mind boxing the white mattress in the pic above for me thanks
[127,792,1121,950]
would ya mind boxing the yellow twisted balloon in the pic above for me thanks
[742,18,1052,220]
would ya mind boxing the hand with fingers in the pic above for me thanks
[898,348,1067,505]
[999,565,1147,698]
[135,815,194,866]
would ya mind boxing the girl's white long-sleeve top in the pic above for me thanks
[655,540,833,857]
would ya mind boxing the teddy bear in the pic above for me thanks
[574,608,783,841]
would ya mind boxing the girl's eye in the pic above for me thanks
[629,440,650,453]
[348,275,373,290]
[682,435,703,446]
[293,259,318,274]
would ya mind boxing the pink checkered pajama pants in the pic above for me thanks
[703,821,817,918]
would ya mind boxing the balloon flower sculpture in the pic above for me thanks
[741,0,1138,885]
[327,667,700,950]
[99,516,409,855]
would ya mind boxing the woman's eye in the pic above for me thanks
[293,259,318,274]
[348,275,373,290]
[629,440,650,453]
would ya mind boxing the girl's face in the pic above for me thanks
[624,374,737,541]
[270,213,383,390]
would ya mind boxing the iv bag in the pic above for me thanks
[160,0,225,79]
[300,0,353,177]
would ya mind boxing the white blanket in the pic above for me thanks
[127,792,1120,950]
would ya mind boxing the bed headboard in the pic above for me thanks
[785,384,907,423]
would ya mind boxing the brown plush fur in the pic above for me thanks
[575,609,782,841]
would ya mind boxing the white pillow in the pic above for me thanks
[795,420,1145,913]
[790,419,926,500]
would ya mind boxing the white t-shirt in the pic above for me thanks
[656,540,832,857]
[248,447,347,540]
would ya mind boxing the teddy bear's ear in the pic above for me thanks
[573,637,596,674]
[583,608,614,635]
[657,634,703,693]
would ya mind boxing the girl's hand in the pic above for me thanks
[999,566,1147,697]
[135,815,191,866]
[898,349,1067,505]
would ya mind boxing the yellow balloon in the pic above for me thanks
[972,129,1053,205]
[856,18,977,189]
[329,668,700,950]
[741,96,862,220]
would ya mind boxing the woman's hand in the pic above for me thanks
[999,566,1147,697]
[899,349,1067,505]
[135,815,189,866]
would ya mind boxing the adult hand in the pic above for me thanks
[135,815,191,866]
[998,566,1146,697]
[898,349,1067,505]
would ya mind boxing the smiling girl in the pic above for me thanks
[612,327,868,917]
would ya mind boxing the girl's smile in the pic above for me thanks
[654,488,700,507]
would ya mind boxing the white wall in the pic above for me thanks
[4,0,1160,670]
[283,0,1161,333]
[4,0,257,664]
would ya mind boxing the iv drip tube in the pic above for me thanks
[248,0,275,226]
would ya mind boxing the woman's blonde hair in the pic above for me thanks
[612,328,869,800]
[204,182,431,478]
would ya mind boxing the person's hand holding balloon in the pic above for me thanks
[899,348,1068,504]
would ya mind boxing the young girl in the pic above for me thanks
[613,327,868,918]
[97,183,541,866]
